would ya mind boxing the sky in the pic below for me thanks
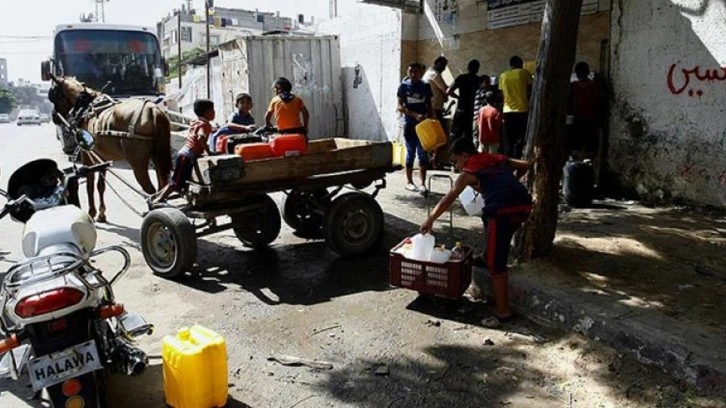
[0,0,330,83]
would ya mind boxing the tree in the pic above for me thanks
[0,88,16,113]
[166,47,206,80]
[516,0,584,259]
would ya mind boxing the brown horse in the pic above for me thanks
[47,74,172,222]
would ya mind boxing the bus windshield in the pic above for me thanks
[54,29,163,96]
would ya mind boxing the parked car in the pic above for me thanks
[16,109,41,126]
[0,113,10,123]
[39,113,51,123]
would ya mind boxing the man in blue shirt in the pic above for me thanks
[397,62,435,195]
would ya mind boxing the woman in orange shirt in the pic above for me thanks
[264,77,310,136]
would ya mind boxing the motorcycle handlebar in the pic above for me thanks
[0,195,30,220]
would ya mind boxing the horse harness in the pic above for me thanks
[51,79,154,143]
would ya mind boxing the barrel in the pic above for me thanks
[562,159,595,207]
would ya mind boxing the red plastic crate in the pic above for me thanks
[389,240,473,298]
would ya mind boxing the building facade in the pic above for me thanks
[0,58,7,87]
[157,6,309,60]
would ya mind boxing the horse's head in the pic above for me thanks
[47,74,98,118]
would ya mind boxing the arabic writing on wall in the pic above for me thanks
[667,62,726,97]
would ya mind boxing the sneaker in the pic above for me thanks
[405,183,419,192]
[419,186,429,197]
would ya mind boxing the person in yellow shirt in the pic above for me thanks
[265,77,310,136]
[498,56,532,159]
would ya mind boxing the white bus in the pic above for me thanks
[41,23,166,98]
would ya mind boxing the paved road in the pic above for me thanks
[0,123,710,408]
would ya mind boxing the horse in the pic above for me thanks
[47,74,172,222]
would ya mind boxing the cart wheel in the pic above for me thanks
[324,192,384,256]
[281,188,328,233]
[141,208,196,279]
[231,195,281,249]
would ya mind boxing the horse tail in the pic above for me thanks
[153,107,173,189]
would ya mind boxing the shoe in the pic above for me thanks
[419,186,429,197]
[405,183,419,192]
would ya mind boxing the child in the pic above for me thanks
[151,98,216,205]
[264,77,309,136]
[472,75,492,147]
[421,138,531,327]
[208,92,256,152]
[477,91,502,154]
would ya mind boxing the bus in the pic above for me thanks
[41,23,166,97]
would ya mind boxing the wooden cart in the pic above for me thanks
[140,138,396,278]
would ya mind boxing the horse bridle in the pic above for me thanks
[49,78,96,129]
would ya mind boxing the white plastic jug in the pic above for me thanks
[410,233,435,261]
[459,186,484,216]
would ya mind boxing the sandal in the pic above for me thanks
[481,313,514,329]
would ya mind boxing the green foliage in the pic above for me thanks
[0,87,16,114]
[11,86,43,108]
[166,47,207,79]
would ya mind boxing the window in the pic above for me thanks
[181,26,193,42]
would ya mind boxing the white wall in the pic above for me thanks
[609,0,726,207]
[318,2,404,141]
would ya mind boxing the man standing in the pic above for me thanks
[499,56,532,158]
[448,59,481,143]
[397,62,434,195]
[423,56,449,168]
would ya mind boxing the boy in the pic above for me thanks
[208,92,256,152]
[265,77,309,136]
[477,91,502,154]
[421,138,531,326]
[397,61,434,195]
[151,98,216,205]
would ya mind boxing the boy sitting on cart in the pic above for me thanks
[151,99,216,206]
[208,92,257,153]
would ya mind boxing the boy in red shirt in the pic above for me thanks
[151,99,216,205]
[477,92,502,154]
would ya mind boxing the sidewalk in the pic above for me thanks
[375,169,726,393]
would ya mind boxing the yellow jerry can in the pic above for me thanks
[415,119,447,152]
[162,325,228,408]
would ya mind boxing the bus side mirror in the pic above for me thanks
[41,60,52,81]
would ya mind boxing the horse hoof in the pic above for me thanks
[96,215,107,223]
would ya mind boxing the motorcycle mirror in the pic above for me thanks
[76,129,95,151]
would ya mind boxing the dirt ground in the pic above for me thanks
[551,201,726,329]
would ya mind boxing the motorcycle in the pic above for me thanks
[0,131,153,407]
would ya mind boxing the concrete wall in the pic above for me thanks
[416,0,611,78]
[609,0,726,207]
[318,2,404,142]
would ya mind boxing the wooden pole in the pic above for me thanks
[516,0,584,259]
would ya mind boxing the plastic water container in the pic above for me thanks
[562,159,595,208]
[428,247,452,264]
[410,233,435,261]
[215,135,229,154]
[270,134,307,157]
[458,186,484,216]
[234,142,274,161]
[415,119,447,151]
[162,325,228,408]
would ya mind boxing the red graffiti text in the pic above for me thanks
[667,62,726,97]
[720,171,726,186]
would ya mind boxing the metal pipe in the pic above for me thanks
[205,1,211,99]
[177,10,182,89]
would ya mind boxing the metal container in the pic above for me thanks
[218,36,344,140]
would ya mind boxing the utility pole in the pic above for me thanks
[94,0,109,23]
[177,10,182,89]
[205,0,212,99]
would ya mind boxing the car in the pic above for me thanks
[16,109,41,126]
[40,113,51,123]
[0,113,10,123]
